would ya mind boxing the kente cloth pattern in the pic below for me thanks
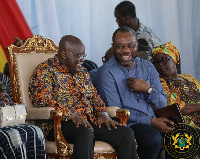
[28,55,106,125]
[0,124,46,159]
[160,74,200,129]
[152,41,180,64]
[136,21,161,54]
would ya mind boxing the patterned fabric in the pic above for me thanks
[136,21,161,55]
[0,73,13,101]
[152,41,180,64]
[160,74,200,129]
[28,55,106,126]
[0,124,46,159]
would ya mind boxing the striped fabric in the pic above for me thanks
[0,73,12,101]
[0,124,46,159]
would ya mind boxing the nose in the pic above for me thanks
[157,61,165,66]
[122,46,132,52]
[80,57,85,62]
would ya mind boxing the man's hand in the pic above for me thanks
[70,113,93,131]
[151,117,174,133]
[13,37,23,47]
[0,92,10,105]
[127,78,150,93]
[97,114,122,130]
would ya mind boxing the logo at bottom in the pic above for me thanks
[164,123,200,159]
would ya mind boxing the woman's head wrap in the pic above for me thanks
[152,41,180,64]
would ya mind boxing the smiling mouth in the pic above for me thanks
[76,63,82,69]
[120,54,132,61]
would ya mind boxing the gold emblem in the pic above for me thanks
[164,123,200,158]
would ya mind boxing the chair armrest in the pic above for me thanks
[106,106,130,125]
[106,106,120,117]
[26,107,55,120]
[51,110,73,156]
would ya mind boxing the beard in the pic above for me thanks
[114,52,136,67]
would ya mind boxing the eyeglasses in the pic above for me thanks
[64,50,87,59]
[116,43,137,51]
[152,56,171,65]
[102,56,109,63]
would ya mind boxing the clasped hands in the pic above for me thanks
[70,113,122,131]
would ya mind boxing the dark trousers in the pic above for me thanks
[48,120,138,159]
[130,123,163,159]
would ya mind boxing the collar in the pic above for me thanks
[53,55,69,73]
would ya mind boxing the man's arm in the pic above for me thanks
[147,64,168,109]
[94,68,123,108]
[127,64,167,109]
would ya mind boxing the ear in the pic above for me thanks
[125,15,131,22]
[111,43,115,52]
[61,50,67,59]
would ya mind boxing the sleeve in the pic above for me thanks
[186,74,200,89]
[148,64,168,109]
[84,70,106,116]
[94,68,123,108]
[150,32,161,48]
[28,67,75,121]
[90,87,107,116]
[143,26,161,52]
[159,77,185,109]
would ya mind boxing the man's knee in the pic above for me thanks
[149,132,163,149]
[131,123,163,149]
[124,126,135,137]
[78,126,94,139]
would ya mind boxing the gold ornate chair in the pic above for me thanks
[7,35,130,159]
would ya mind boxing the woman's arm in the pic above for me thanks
[181,103,200,115]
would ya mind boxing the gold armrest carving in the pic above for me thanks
[51,110,73,156]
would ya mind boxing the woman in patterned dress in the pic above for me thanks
[152,41,200,129]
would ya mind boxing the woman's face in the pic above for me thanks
[152,53,177,78]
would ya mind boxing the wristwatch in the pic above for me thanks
[147,87,153,94]
[99,112,109,117]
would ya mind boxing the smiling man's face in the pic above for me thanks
[112,31,137,68]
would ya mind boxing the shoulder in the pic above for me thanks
[179,73,195,81]
[89,68,98,74]
[98,57,117,73]
[135,57,156,69]
[138,21,155,34]
[179,73,200,86]
[31,57,55,77]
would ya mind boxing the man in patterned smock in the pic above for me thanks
[28,35,138,159]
